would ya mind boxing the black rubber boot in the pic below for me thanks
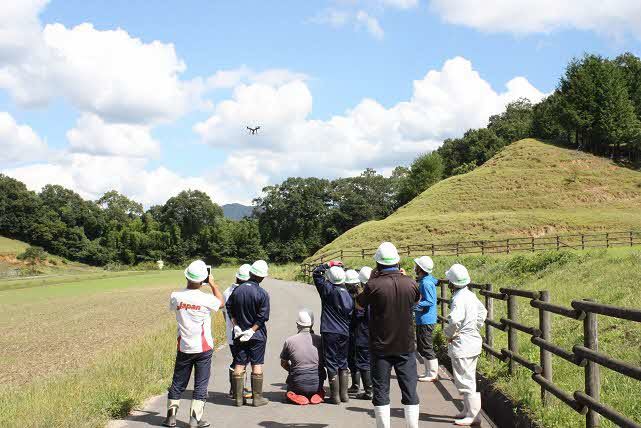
[348,370,361,393]
[356,370,373,400]
[228,369,233,398]
[251,373,269,407]
[328,375,341,404]
[339,370,350,403]
[232,372,245,407]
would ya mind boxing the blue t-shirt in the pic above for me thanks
[415,274,438,325]
[225,280,270,341]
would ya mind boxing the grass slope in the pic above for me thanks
[0,236,29,254]
[312,139,641,258]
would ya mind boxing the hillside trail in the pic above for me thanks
[110,278,493,428]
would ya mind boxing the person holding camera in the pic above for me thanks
[163,260,225,428]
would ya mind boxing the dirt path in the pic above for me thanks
[110,278,493,428]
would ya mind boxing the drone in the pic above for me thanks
[247,126,261,135]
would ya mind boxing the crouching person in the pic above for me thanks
[280,309,326,405]
[164,260,224,428]
[444,264,488,426]
[312,261,354,404]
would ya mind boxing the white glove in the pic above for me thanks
[233,325,243,339]
[239,329,255,342]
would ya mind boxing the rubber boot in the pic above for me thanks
[251,373,269,407]
[454,398,468,419]
[419,359,439,382]
[228,368,234,397]
[339,369,350,403]
[328,375,341,404]
[404,404,419,428]
[455,393,482,426]
[232,372,245,407]
[162,399,180,427]
[188,400,210,428]
[374,404,391,428]
[348,370,361,393]
[418,358,429,380]
[356,370,373,400]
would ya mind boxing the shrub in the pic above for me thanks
[16,246,47,263]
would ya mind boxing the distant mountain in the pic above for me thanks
[222,203,253,220]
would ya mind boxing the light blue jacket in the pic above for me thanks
[415,274,438,325]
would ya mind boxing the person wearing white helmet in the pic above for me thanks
[444,264,488,426]
[226,260,271,408]
[356,242,421,428]
[279,309,326,405]
[222,264,252,398]
[349,266,373,400]
[344,269,362,395]
[413,256,439,382]
[312,260,354,405]
[164,260,224,428]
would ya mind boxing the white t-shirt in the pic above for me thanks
[222,283,239,345]
[170,288,221,353]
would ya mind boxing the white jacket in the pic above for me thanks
[445,287,487,358]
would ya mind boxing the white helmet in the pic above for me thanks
[345,269,360,284]
[236,263,251,281]
[250,260,269,277]
[414,256,434,274]
[358,266,373,284]
[184,260,208,283]
[446,263,471,288]
[326,266,346,285]
[296,308,314,327]
[374,241,400,266]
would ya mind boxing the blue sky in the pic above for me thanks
[2,0,641,205]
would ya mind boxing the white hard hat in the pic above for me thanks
[296,308,314,327]
[250,260,269,277]
[414,256,434,274]
[326,266,346,285]
[358,266,373,284]
[446,263,471,288]
[184,260,208,283]
[236,264,251,281]
[345,269,360,284]
[374,241,400,266]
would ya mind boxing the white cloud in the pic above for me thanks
[0,0,48,64]
[0,112,47,164]
[195,57,546,200]
[429,0,641,39]
[381,0,419,9]
[204,66,309,90]
[67,114,160,158]
[356,11,385,39]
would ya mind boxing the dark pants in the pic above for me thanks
[168,350,213,401]
[354,344,370,370]
[416,324,437,360]
[348,334,357,372]
[322,332,349,378]
[371,352,419,406]
[229,344,238,369]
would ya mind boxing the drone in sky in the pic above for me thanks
[247,126,261,135]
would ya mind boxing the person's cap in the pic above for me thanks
[296,309,314,327]
[250,260,269,277]
[184,260,208,283]
[358,266,373,284]
[345,269,360,284]
[236,264,251,281]
[414,256,434,274]
[445,263,471,288]
[374,241,400,266]
[326,266,346,285]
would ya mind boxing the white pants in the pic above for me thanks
[451,355,478,394]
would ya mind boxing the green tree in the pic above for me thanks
[396,152,444,206]
[488,98,534,143]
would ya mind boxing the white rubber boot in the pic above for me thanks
[374,404,391,428]
[189,400,210,428]
[454,397,467,419]
[420,359,439,382]
[162,399,180,427]
[418,359,429,380]
[455,393,482,426]
[404,404,420,428]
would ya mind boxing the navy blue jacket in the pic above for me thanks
[313,265,354,336]
[225,280,270,342]
[352,306,370,347]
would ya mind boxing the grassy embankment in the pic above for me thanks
[0,268,235,428]
[311,139,641,257]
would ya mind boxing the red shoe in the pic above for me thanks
[310,393,324,405]
[286,391,310,405]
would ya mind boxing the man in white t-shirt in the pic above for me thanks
[163,260,224,428]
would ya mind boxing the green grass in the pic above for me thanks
[311,139,641,258]
[327,248,641,427]
[0,236,29,254]
[0,268,235,428]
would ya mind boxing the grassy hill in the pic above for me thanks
[312,139,641,258]
[0,236,29,255]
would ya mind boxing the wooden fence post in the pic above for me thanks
[407,246,411,256]
[507,239,511,254]
[431,243,435,256]
[361,249,365,259]
[630,231,634,247]
[583,299,600,428]
[556,235,560,250]
[507,294,518,375]
[582,234,585,250]
[440,282,447,330]
[481,241,485,255]
[485,283,494,363]
[606,233,609,248]
[531,237,535,252]
[538,291,552,404]
[340,249,343,259]
[456,242,460,257]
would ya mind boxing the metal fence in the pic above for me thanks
[300,230,641,282]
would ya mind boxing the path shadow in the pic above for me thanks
[258,422,328,428]
[345,405,456,423]
[263,391,287,403]
[125,410,190,427]
[433,380,457,402]
[207,391,237,407]
[271,382,288,390]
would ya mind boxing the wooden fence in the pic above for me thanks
[300,230,641,281]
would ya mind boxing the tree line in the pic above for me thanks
[2,52,641,266]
